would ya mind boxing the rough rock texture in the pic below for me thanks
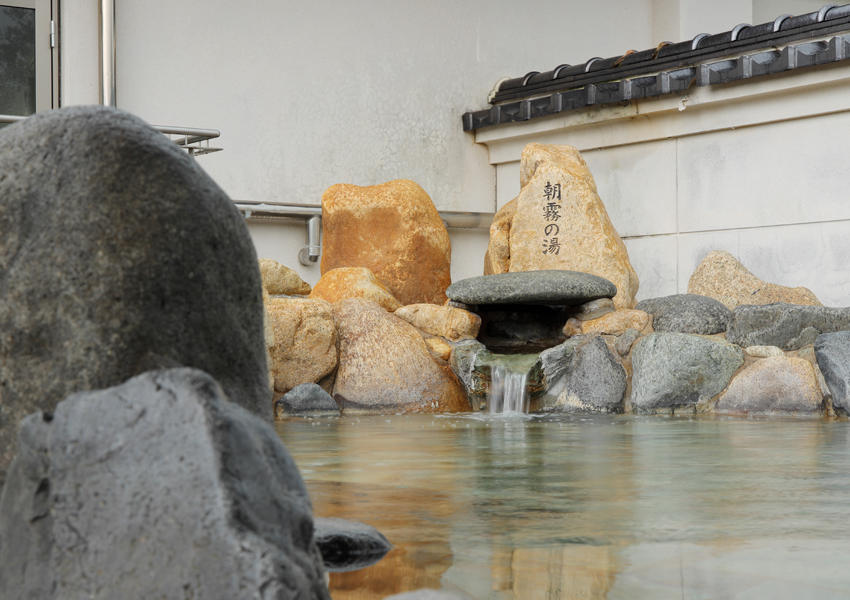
[446,270,616,306]
[274,383,340,417]
[616,328,642,356]
[394,304,481,342]
[545,337,627,413]
[635,294,731,335]
[331,299,470,413]
[0,369,329,600]
[449,341,491,401]
[483,198,517,276]
[486,143,639,309]
[631,333,744,412]
[688,250,821,309]
[263,287,276,395]
[0,107,269,488]
[310,267,402,311]
[745,345,785,358]
[573,298,615,321]
[267,298,338,394]
[320,180,452,305]
[313,517,391,573]
[814,331,850,413]
[715,357,823,415]
[259,258,311,295]
[727,304,850,351]
[424,337,453,361]
[564,309,650,336]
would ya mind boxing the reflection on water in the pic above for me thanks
[276,414,850,599]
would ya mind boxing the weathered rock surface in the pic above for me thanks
[313,517,391,572]
[715,357,822,415]
[616,328,642,356]
[745,345,785,358]
[544,337,627,413]
[310,267,402,311]
[395,304,481,342]
[483,198,517,276]
[263,287,276,395]
[0,107,269,488]
[446,270,616,306]
[321,179,452,305]
[449,340,492,401]
[259,258,312,295]
[631,333,744,411]
[490,143,639,309]
[267,298,338,394]
[424,337,453,361]
[564,309,650,336]
[573,298,615,321]
[274,383,340,417]
[635,294,731,335]
[727,304,850,351]
[0,369,329,600]
[814,331,850,413]
[688,250,821,309]
[332,299,470,413]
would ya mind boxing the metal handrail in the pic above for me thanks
[0,114,221,156]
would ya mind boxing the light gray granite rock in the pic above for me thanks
[275,383,340,417]
[814,331,850,413]
[631,333,744,412]
[0,106,268,487]
[552,337,626,413]
[727,304,850,351]
[313,517,391,572]
[714,356,823,415]
[0,368,329,600]
[446,270,616,306]
[635,294,731,335]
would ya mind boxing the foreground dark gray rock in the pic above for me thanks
[631,333,744,412]
[636,293,731,335]
[275,383,340,417]
[0,106,269,487]
[0,369,329,600]
[446,270,616,306]
[814,331,850,413]
[313,517,391,572]
[727,304,850,350]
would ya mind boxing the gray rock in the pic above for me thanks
[615,328,641,356]
[714,356,823,415]
[0,107,268,487]
[446,270,616,306]
[727,303,850,351]
[275,383,340,417]
[546,337,626,413]
[631,333,744,412]
[635,294,731,334]
[313,517,391,572]
[815,331,850,413]
[0,368,329,600]
[449,340,490,400]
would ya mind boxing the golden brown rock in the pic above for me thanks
[258,258,311,295]
[267,298,338,394]
[688,250,821,309]
[321,179,452,305]
[424,337,453,361]
[331,298,470,413]
[394,304,481,342]
[564,309,650,336]
[309,267,402,311]
[485,144,639,309]
[483,198,517,276]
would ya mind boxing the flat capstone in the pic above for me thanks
[446,270,617,306]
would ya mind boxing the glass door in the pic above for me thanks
[0,0,55,116]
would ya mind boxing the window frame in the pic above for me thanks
[1,0,57,114]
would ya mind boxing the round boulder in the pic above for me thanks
[715,356,823,415]
[635,294,730,335]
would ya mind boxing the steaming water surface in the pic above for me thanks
[276,413,850,599]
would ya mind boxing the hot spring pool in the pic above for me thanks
[276,413,850,599]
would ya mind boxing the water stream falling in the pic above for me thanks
[485,353,538,414]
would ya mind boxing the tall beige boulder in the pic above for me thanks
[309,267,401,311]
[485,144,639,309]
[321,179,452,305]
[331,298,470,413]
[688,250,821,309]
[267,298,338,394]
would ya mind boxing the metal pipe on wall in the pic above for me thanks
[99,0,116,107]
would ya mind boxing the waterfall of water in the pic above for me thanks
[487,364,531,414]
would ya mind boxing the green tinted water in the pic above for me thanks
[276,413,850,599]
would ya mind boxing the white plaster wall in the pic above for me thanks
[56,0,655,283]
